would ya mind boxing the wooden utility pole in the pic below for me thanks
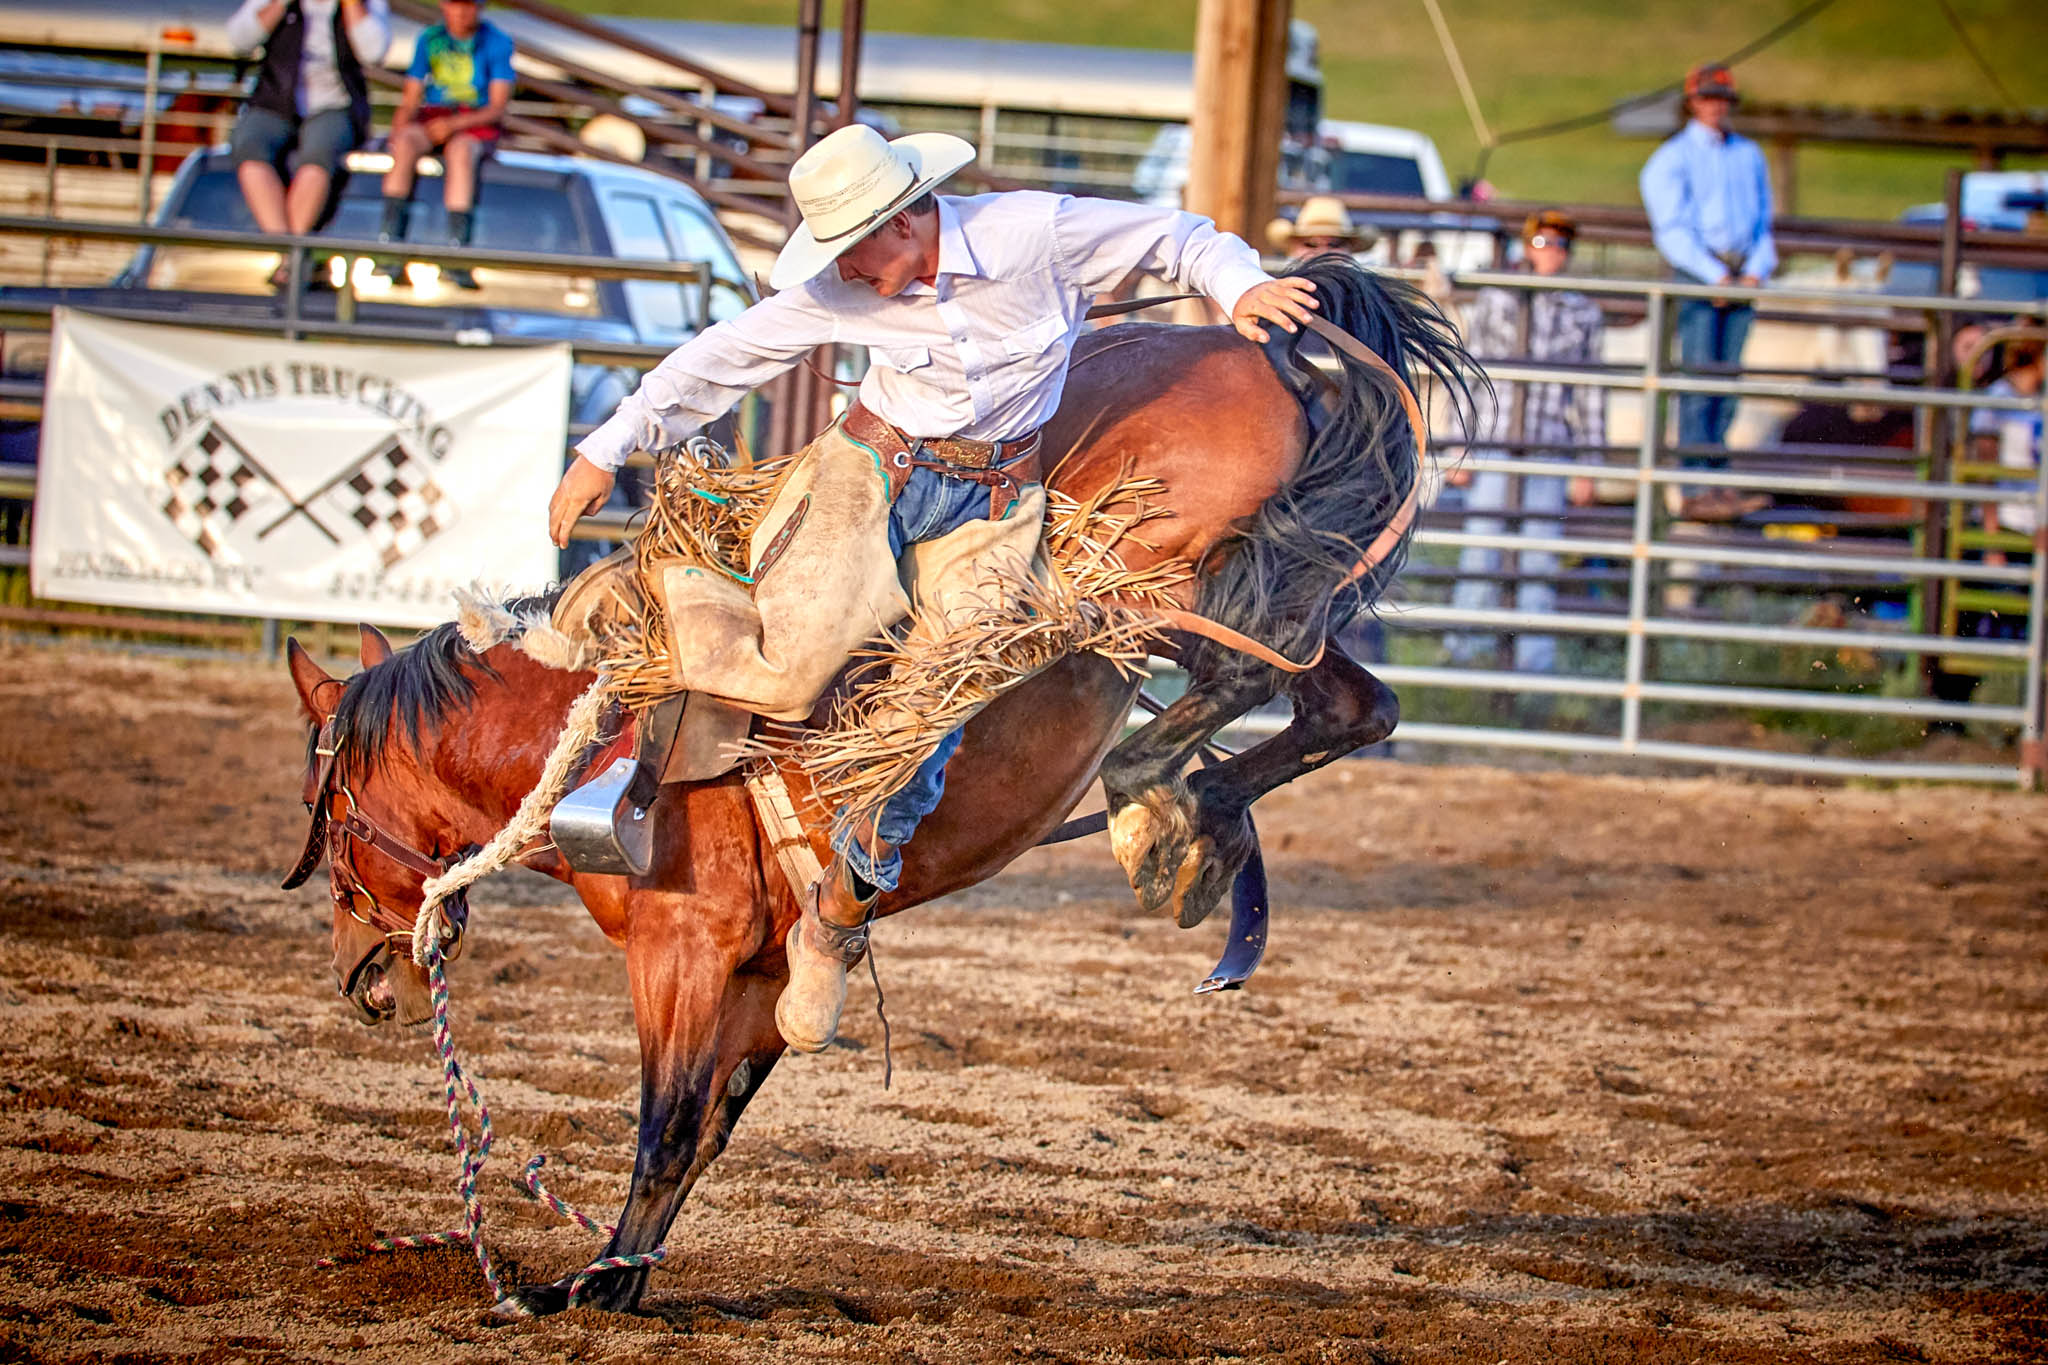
[766,0,843,458]
[834,0,866,129]
[1184,0,1291,240]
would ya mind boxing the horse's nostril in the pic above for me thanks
[358,962,397,1014]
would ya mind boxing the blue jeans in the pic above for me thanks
[1449,464,1568,673]
[830,462,1021,892]
[1675,295,1754,467]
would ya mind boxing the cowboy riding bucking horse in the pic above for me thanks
[545,125,1324,1057]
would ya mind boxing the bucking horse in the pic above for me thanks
[282,255,1478,1316]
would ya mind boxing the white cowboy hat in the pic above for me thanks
[1265,195,1376,252]
[769,125,977,291]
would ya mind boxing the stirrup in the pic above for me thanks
[550,757,658,876]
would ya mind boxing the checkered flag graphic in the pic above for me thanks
[162,423,281,557]
[321,436,453,568]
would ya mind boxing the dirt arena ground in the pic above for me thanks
[3,642,2048,1363]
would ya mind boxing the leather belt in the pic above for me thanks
[842,401,1043,516]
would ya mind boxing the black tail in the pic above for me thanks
[1186,255,1481,687]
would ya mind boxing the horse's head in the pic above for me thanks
[284,624,478,1028]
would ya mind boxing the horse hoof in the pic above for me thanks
[1128,833,1191,917]
[1108,803,1158,886]
[489,1283,568,1322]
[1169,837,1219,929]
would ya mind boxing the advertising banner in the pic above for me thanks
[32,309,571,627]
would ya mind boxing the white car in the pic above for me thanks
[1132,117,1493,271]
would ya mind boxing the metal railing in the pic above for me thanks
[0,211,746,500]
[1258,267,2048,786]
[5,216,2048,784]
[0,212,750,335]
[1303,189,2048,275]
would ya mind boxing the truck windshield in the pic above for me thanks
[1327,151,1426,197]
[147,164,607,317]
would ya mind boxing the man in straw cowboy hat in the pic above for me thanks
[1266,194,1376,262]
[547,124,1316,1053]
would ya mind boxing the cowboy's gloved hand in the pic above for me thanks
[548,456,615,549]
[1231,277,1319,345]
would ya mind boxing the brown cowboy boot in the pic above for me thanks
[776,863,879,1053]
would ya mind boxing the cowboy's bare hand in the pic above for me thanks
[548,456,614,549]
[1231,277,1319,345]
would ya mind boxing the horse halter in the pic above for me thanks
[283,716,466,941]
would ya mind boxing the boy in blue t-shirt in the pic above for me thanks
[377,0,514,271]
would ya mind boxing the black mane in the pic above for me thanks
[1185,254,1482,687]
[329,588,563,776]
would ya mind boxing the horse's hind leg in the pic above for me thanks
[1098,671,1275,920]
[499,914,786,1318]
[1171,648,1398,928]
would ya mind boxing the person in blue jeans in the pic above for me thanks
[852,461,1022,858]
[547,125,1313,1053]
[1640,62,1776,520]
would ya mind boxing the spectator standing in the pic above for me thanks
[377,0,516,271]
[1449,210,1605,676]
[225,0,391,260]
[1640,61,1775,518]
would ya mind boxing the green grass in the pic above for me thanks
[575,0,2048,219]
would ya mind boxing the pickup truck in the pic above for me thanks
[1131,118,1495,271]
[1,144,757,565]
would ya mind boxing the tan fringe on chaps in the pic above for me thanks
[656,424,1049,727]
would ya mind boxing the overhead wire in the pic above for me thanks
[1463,0,1840,182]
[1932,0,2023,113]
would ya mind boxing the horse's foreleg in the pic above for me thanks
[673,968,785,1184]
[500,904,779,1318]
[1172,649,1398,927]
[1098,674,1274,920]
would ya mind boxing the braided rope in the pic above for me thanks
[411,675,610,966]
[314,943,503,1303]
[520,1155,669,1306]
[520,1154,612,1234]
[317,946,669,1309]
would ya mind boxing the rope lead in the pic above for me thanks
[314,942,669,1310]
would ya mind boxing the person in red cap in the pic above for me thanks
[1639,61,1776,519]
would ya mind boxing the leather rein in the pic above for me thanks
[283,716,463,940]
[1080,297,1428,675]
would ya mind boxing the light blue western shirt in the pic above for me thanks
[1639,119,1777,285]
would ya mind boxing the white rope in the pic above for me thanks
[411,675,611,965]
